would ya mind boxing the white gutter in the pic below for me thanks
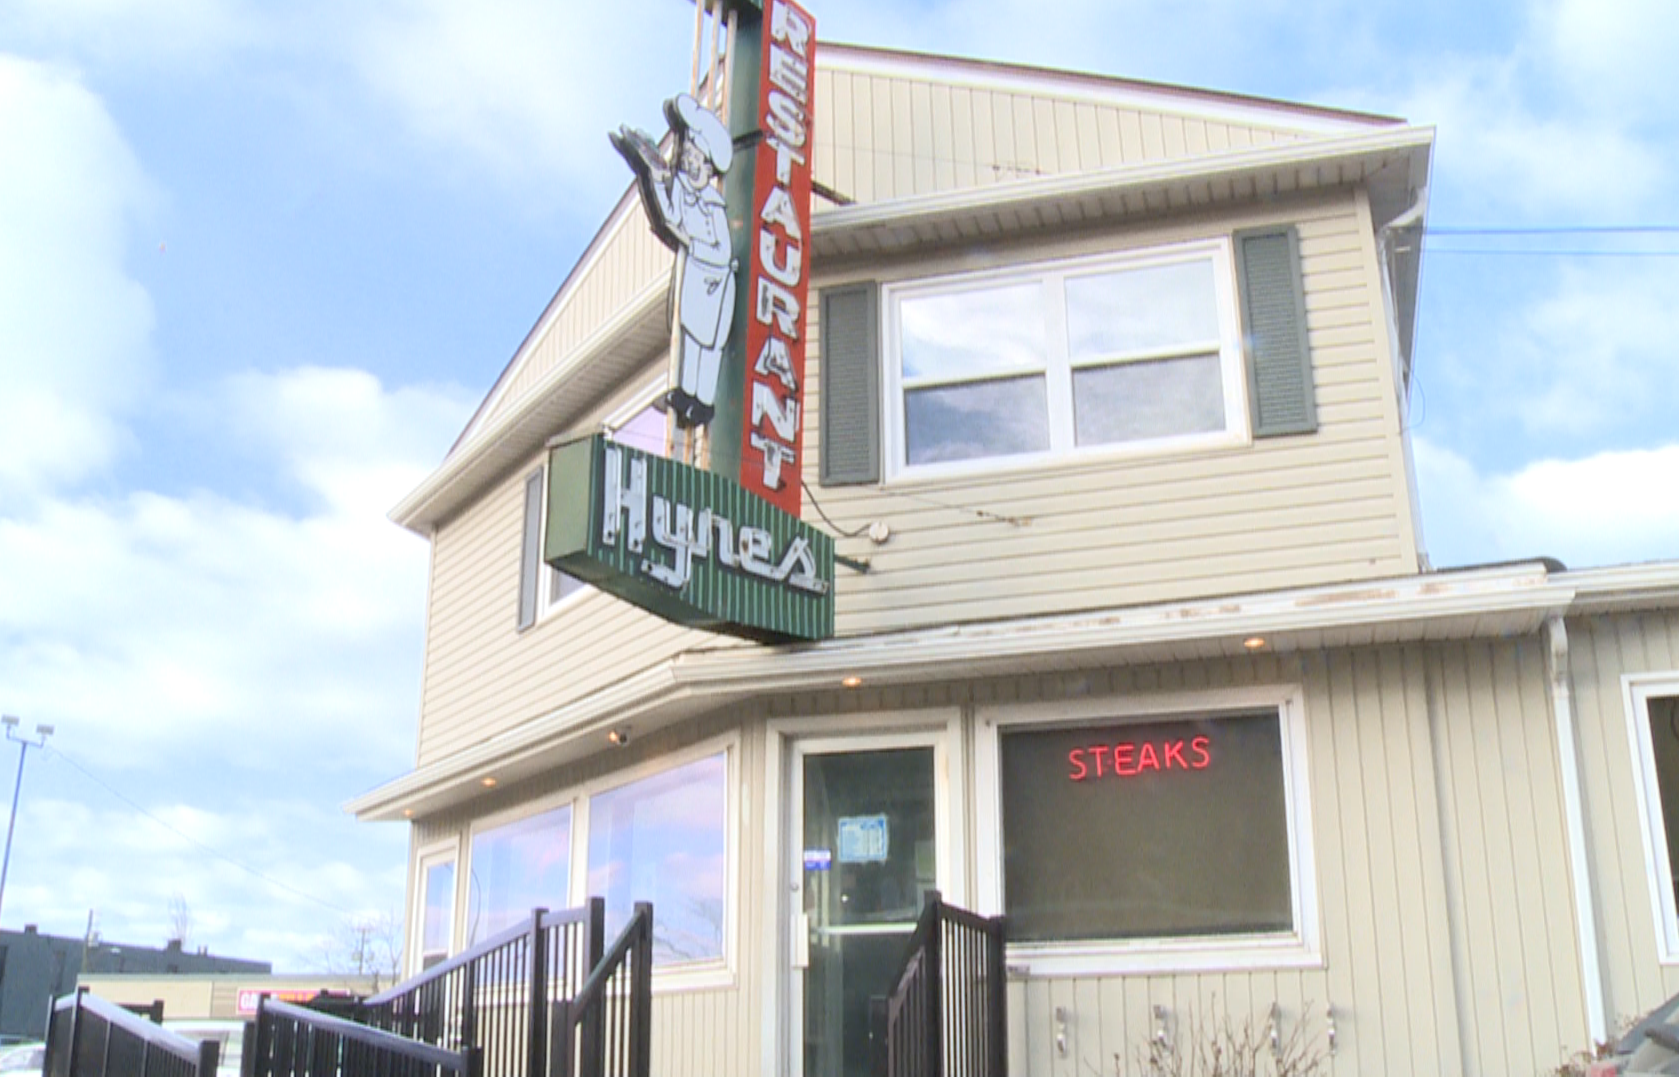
[347,560,1569,820]
[812,125,1435,252]
[1546,614,1608,1045]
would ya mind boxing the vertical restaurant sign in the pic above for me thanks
[739,0,815,517]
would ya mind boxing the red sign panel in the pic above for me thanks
[738,0,815,517]
[236,988,320,1015]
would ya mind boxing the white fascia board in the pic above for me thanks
[820,45,1399,136]
[388,277,666,533]
[348,559,1570,821]
[811,125,1435,254]
[1560,561,1679,613]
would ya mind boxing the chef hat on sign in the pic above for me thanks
[674,93,732,174]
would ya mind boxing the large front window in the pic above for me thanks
[886,241,1246,476]
[466,805,572,946]
[1626,674,1679,959]
[978,688,1317,973]
[587,752,728,966]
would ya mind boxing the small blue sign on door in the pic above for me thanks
[837,814,889,863]
[803,848,833,871]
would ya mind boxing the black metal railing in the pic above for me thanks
[872,892,1007,1077]
[45,988,219,1077]
[547,902,652,1077]
[250,997,479,1077]
[360,901,604,1077]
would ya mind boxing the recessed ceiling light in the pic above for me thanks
[608,727,631,746]
[841,675,863,689]
[481,777,498,788]
[402,809,414,818]
[1243,637,1267,650]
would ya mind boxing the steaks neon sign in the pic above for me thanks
[1068,736,1211,781]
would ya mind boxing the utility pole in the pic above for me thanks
[0,716,53,927]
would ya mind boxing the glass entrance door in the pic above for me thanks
[795,745,939,1077]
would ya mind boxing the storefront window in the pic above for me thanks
[586,752,727,966]
[466,805,572,946]
[1000,711,1292,942]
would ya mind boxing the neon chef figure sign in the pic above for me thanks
[1068,736,1212,781]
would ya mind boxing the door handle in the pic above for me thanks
[793,911,810,969]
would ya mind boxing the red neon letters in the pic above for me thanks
[1068,736,1211,781]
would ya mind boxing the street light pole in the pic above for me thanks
[0,716,53,928]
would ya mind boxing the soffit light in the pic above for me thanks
[1243,637,1267,651]
[841,675,863,689]
[480,777,498,788]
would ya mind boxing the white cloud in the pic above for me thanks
[0,368,473,777]
[347,0,692,206]
[1415,436,1679,569]
[0,56,154,500]
[0,0,252,68]
[11,786,406,970]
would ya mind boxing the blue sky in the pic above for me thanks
[1,0,1675,972]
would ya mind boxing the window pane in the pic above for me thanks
[1648,696,1679,912]
[900,282,1046,380]
[467,806,571,946]
[905,376,1049,465]
[1000,712,1293,942]
[587,753,727,965]
[1072,354,1224,446]
[421,861,454,966]
[548,566,585,606]
[1065,260,1220,360]
[611,404,668,458]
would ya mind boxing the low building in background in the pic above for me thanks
[76,973,380,1023]
[0,925,269,1041]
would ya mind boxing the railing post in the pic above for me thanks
[924,892,943,1077]
[196,1038,220,1077]
[547,1000,573,1077]
[527,907,550,1077]
[464,1044,485,1077]
[986,915,1007,1077]
[252,994,271,1077]
[461,958,479,1054]
[583,898,605,1077]
[631,902,653,1077]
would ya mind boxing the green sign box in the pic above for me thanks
[545,434,835,643]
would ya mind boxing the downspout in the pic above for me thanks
[1546,613,1608,1043]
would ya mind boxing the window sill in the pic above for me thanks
[1005,931,1322,978]
[650,958,735,995]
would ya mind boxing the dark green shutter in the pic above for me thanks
[819,283,881,485]
[517,469,543,630]
[1236,226,1317,437]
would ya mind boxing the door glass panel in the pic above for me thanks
[802,748,935,1077]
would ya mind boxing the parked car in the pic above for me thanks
[0,1042,44,1076]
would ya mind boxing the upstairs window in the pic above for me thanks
[885,240,1248,477]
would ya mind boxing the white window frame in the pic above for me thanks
[1623,672,1679,962]
[569,734,741,993]
[881,238,1251,483]
[973,684,1320,976]
[444,734,741,992]
[409,837,461,978]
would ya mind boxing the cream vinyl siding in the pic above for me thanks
[807,191,1418,636]
[470,53,1345,442]
[1567,612,1679,1026]
[417,378,722,766]
[812,66,1311,202]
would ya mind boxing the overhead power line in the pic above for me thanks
[1426,225,1679,236]
[46,746,357,918]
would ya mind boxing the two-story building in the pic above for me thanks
[348,40,1679,1077]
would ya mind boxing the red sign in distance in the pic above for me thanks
[738,0,815,517]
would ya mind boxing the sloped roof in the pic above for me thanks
[394,43,1430,534]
